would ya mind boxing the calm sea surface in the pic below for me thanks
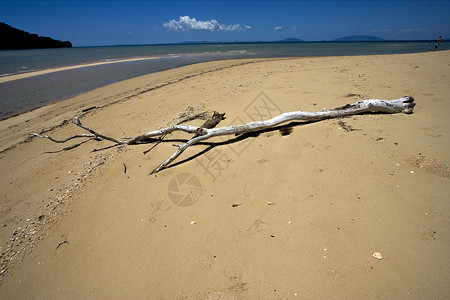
[0,41,439,119]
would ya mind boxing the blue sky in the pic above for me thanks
[1,1,449,46]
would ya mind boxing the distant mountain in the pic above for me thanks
[277,38,304,42]
[333,35,384,42]
[180,40,217,44]
[179,38,304,44]
[0,22,72,50]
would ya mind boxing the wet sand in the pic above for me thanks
[0,56,170,84]
[0,51,449,299]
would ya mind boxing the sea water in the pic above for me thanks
[0,41,439,119]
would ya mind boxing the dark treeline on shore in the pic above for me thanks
[0,22,72,50]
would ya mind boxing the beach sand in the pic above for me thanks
[0,51,449,299]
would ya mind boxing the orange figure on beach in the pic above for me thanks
[434,36,443,50]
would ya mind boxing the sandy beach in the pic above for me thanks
[0,51,449,299]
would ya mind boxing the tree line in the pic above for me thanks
[0,22,72,50]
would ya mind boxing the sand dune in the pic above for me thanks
[0,51,449,299]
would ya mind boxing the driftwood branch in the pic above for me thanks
[29,132,96,143]
[30,96,415,174]
[29,117,124,144]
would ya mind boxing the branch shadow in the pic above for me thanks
[42,119,321,172]
[44,139,93,154]
[160,120,321,171]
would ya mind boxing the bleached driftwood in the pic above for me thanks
[30,96,415,174]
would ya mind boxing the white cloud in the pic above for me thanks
[370,29,392,33]
[274,26,283,31]
[291,26,297,32]
[399,28,429,33]
[163,16,251,32]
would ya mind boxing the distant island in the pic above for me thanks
[180,37,304,44]
[277,38,304,42]
[333,35,385,42]
[0,22,72,50]
[178,36,388,45]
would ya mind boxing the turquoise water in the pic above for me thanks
[0,41,441,119]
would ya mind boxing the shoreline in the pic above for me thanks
[0,50,433,152]
[0,57,268,153]
[0,53,257,121]
[0,55,178,84]
[0,48,442,122]
[1,41,442,120]
[0,51,449,298]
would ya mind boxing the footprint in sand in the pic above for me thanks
[406,155,450,178]
[205,227,222,248]
[256,158,269,164]
[197,250,215,271]
[420,229,437,241]
[148,200,166,223]
[246,215,268,235]
[223,266,248,293]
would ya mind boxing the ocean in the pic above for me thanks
[0,41,440,120]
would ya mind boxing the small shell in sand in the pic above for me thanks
[372,252,383,260]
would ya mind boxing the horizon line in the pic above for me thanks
[75,39,441,48]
